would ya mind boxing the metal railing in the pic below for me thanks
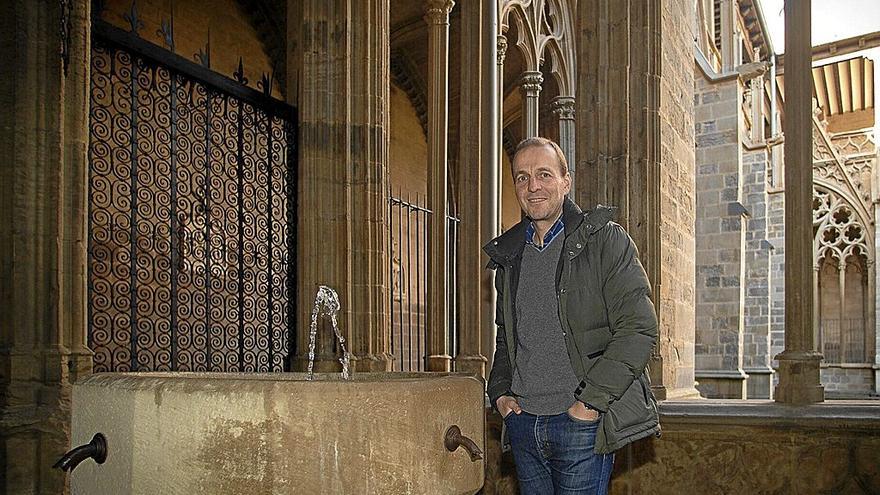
[820,318,869,364]
[87,22,297,373]
[388,194,459,371]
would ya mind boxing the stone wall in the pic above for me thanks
[768,189,786,366]
[611,401,880,494]
[658,0,698,398]
[485,401,880,494]
[389,82,428,197]
[822,366,877,396]
[741,150,774,398]
[694,74,747,398]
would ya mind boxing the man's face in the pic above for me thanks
[512,144,571,226]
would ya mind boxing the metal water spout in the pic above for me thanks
[307,285,352,380]
[53,433,108,473]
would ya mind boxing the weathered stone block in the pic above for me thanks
[720,188,737,202]
[697,163,718,175]
[721,276,740,287]
[720,217,741,231]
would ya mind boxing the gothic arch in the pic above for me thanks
[500,0,575,93]
[813,182,874,268]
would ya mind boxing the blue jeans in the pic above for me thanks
[504,411,614,495]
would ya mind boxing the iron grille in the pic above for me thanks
[388,194,459,371]
[87,23,297,372]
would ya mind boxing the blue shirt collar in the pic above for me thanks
[525,216,565,252]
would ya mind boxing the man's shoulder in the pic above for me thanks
[483,219,528,265]
[576,204,618,236]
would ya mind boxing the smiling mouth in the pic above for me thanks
[528,198,547,203]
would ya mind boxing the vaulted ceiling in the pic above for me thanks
[244,0,564,162]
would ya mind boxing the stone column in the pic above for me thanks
[520,71,543,138]
[552,96,576,191]
[294,0,392,372]
[774,0,825,404]
[578,0,700,400]
[481,17,501,375]
[750,71,765,143]
[454,0,487,377]
[425,0,454,372]
[693,75,748,399]
[719,0,737,71]
[496,35,508,157]
[0,1,92,492]
[875,199,880,394]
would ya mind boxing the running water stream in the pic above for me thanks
[306,285,351,380]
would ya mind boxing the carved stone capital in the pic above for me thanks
[519,71,544,97]
[551,96,576,120]
[497,35,508,65]
[424,0,455,25]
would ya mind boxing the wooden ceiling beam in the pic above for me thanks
[777,31,880,71]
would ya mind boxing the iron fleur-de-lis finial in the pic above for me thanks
[195,28,210,68]
[157,17,174,51]
[123,0,145,35]
[258,72,272,96]
[234,57,248,85]
[156,0,175,50]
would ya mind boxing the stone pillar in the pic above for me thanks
[774,0,825,404]
[577,0,700,400]
[481,16,501,375]
[552,96,576,192]
[694,75,748,399]
[294,0,392,372]
[0,1,93,492]
[520,71,543,138]
[719,0,737,71]
[875,199,880,394]
[496,35,507,156]
[424,0,454,372]
[742,151,775,399]
[454,0,487,377]
[750,70,765,143]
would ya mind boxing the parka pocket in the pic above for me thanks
[572,325,612,363]
[604,373,658,434]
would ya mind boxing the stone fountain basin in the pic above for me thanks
[70,372,485,494]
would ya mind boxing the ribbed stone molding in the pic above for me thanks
[424,0,454,371]
[294,0,392,373]
[577,0,700,400]
[1,1,93,492]
[424,0,454,24]
[719,0,738,70]
[497,34,508,65]
[454,0,487,377]
[496,33,507,176]
[519,70,543,138]
[775,0,824,405]
[480,2,501,375]
[749,74,765,143]
[552,95,576,194]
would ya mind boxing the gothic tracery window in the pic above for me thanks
[813,187,873,365]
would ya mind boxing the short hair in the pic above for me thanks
[511,137,569,176]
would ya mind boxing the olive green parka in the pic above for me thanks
[483,197,660,454]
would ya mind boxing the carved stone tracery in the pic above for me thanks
[551,95,575,120]
[813,187,871,268]
[519,71,543,96]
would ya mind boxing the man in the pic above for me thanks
[483,137,660,494]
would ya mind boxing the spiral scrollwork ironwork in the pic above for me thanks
[89,34,295,373]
